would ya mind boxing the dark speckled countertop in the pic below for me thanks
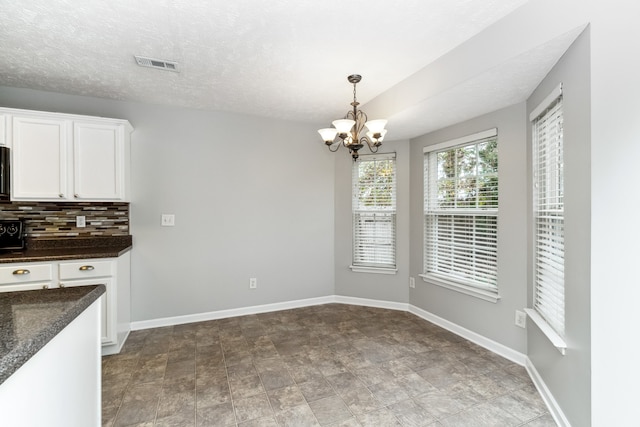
[0,285,106,385]
[0,235,132,263]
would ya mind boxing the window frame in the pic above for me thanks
[524,83,567,355]
[420,129,500,302]
[350,152,398,274]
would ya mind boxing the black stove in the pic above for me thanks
[0,220,25,251]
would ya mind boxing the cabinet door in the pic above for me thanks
[12,116,68,200]
[59,278,115,345]
[73,122,124,200]
[0,114,6,145]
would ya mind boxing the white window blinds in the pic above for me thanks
[352,153,396,269]
[423,130,498,295]
[532,87,565,338]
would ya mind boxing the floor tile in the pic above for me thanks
[233,393,274,423]
[438,402,522,426]
[266,384,307,411]
[414,390,469,419]
[338,386,383,415]
[157,389,195,419]
[308,395,353,426]
[368,379,410,405]
[299,378,336,402]
[492,387,549,422]
[113,398,158,426]
[275,404,322,427]
[229,373,265,399]
[387,398,436,427]
[355,407,402,426]
[196,402,235,426]
[155,408,195,427]
[196,382,232,408]
[396,372,438,397]
[101,304,556,427]
[237,416,279,427]
[523,413,559,426]
[325,371,365,395]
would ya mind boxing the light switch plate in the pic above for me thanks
[161,214,175,226]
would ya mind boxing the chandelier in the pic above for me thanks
[318,74,388,161]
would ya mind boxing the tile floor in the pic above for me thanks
[102,304,557,427]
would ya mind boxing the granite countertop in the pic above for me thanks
[0,284,105,385]
[0,235,132,264]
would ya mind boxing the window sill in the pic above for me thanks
[524,309,566,355]
[350,265,398,275]
[419,274,500,303]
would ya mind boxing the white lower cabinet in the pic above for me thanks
[0,263,53,292]
[0,252,131,355]
[60,275,114,345]
[0,300,101,427]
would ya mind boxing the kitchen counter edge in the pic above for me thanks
[0,236,132,264]
[0,285,106,385]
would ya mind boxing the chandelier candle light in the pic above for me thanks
[318,74,388,161]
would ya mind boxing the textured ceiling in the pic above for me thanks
[1,0,581,139]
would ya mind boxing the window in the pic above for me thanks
[351,153,396,273]
[527,84,565,351]
[421,129,499,301]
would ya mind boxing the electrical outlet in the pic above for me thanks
[76,215,86,228]
[409,277,416,288]
[515,310,527,328]
[161,214,175,227]
[249,278,257,289]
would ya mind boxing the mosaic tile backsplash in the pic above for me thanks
[0,202,129,238]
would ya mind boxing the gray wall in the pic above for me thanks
[526,29,591,426]
[409,103,528,353]
[0,86,336,322]
[334,140,410,303]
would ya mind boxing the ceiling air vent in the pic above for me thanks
[134,55,180,72]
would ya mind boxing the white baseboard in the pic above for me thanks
[131,295,334,330]
[101,329,130,356]
[408,304,527,366]
[334,295,409,311]
[525,357,571,427]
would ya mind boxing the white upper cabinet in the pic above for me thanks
[73,122,124,200]
[12,116,68,200]
[2,108,132,202]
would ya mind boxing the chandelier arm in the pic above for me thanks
[328,141,341,152]
[360,136,380,154]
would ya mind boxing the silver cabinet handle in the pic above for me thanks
[79,265,95,271]
[74,194,78,198]
[12,269,30,275]
[58,193,64,198]
[42,284,49,289]
[59,283,65,288]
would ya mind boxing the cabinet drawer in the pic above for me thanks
[59,260,112,279]
[0,264,52,284]
[0,282,51,293]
